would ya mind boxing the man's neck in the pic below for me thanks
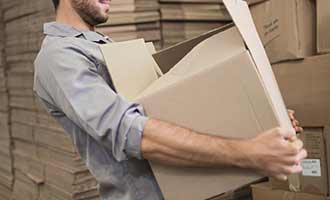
[55,1,95,31]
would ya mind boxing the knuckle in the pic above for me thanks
[294,156,300,164]
[302,149,308,158]
[285,167,295,175]
[291,146,300,155]
[274,127,283,136]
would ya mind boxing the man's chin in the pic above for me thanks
[97,16,109,25]
[85,14,109,26]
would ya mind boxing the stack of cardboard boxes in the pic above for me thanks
[250,0,330,199]
[2,0,100,199]
[160,0,316,64]
[0,2,13,200]
[159,0,230,48]
[96,0,161,49]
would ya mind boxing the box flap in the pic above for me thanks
[223,0,292,129]
[100,39,159,100]
[145,42,163,77]
[153,24,234,73]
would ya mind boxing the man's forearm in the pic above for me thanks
[141,119,251,168]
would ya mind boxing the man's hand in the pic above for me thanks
[288,109,303,133]
[244,127,307,181]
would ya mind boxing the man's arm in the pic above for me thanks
[35,42,148,161]
[36,42,306,180]
[141,119,307,180]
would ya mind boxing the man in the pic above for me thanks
[33,0,306,199]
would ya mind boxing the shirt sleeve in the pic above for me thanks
[35,42,148,161]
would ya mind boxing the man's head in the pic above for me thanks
[53,0,110,26]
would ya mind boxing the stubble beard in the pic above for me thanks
[71,0,109,26]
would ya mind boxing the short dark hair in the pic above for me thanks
[52,0,59,9]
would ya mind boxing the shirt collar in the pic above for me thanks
[43,22,109,43]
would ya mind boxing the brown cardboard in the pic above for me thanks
[300,128,328,195]
[250,0,316,63]
[273,54,330,127]
[252,182,326,200]
[317,0,330,53]
[100,1,292,199]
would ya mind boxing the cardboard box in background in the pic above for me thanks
[272,54,330,196]
[160,0,316,63]
[300,127,329,195]
[317,0,330,53]
[273,54,330,127]
[252,182,326,200]
[251,0,316,63]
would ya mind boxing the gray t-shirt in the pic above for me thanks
[33,22,163,200]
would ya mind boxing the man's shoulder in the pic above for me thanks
[35,36,92,73]
[37,36,87,61]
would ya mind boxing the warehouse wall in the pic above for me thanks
[0,0,13,199]
[1,0,99,199]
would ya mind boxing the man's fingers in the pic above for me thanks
[297,149,307,163]
[288,109,295,119]
[291,119,300,127]
[295,126,303,133]
[288,109,295,114]
[284,165,303,175]
[276,128,296,139]
[285,149,307,165]
[288,139,304,154]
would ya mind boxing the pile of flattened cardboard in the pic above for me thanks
[159,0,230,48]
[96,0,161,49]
[252,0,330,199]
[0,2,13,200]
[2,0,99,199]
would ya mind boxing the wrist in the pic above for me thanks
[227,139,257,169]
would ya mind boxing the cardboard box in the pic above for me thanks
[273,54,330,127]
[100,1,293,199]
[252,182,326,200]
[317,0,330,53]
[300,127,329,195]
[250,0,316,63]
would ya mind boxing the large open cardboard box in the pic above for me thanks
[100,1,293,199]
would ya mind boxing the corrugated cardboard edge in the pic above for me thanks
[153,23,234,73]
[223,0,292,129]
